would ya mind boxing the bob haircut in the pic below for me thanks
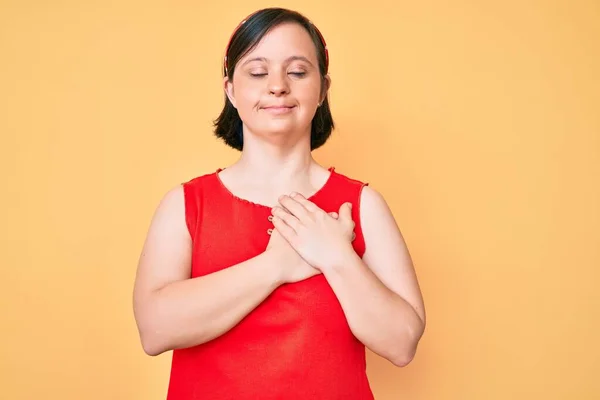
[213,8,334,151]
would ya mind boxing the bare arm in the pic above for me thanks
[321,186,426,367]
[132,185,283,356]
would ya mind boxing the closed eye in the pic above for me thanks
[250,72,306,78]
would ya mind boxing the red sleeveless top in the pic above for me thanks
[167,167,374,399]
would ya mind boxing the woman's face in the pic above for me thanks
[225,22,328,144]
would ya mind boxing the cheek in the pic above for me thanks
[236,91,259,109]
[231,80,260,108]
[296,80,322,104]
[233,88,262,127]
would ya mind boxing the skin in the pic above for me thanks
[133,21,425,367]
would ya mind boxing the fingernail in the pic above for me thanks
[267,228,273,235]
[290,192,298,197]
[268,215,273,221]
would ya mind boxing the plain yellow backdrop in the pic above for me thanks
[1,0,599,399]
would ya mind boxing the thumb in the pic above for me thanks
[338,202,353,221]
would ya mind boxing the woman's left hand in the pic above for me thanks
[271,193,356,271]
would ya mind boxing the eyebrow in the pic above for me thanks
[241,55,314,67]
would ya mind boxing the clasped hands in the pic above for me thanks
[267,192,357,273]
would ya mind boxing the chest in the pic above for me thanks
[190,200,355,337]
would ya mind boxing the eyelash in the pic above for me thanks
[250,72,306,78]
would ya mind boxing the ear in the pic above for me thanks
[224,76,237,109]
[320,75,331,105]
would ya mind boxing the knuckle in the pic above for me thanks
[307,204,319,213]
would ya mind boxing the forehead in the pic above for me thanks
[244,22,318,60]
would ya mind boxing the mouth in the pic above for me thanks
[261,105,296,114]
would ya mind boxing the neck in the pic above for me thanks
[230,133,317,185]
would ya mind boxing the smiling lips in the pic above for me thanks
[262,105,296,114]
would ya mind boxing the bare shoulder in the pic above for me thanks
[358,184,406,258]
[359,185,391,217]
[358,185,402,237]
[358,184,426,324]
[157,184,186,216]
[146,184,189,237]
[134,184,191,295]
[145,184,190,253]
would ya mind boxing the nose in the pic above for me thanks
[267,71,289,96]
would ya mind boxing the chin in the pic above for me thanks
[261,121,303,135]
[244,118,311,139]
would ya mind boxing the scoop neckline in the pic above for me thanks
[214,166,336,209]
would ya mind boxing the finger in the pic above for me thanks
[289,192,321,213]
[338,202,353,222]
[278,195,311,222]
[271,215,297,243]
[328,212,339,219]
[271,206,301,231]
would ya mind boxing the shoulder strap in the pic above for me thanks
[327,168,370,257]
[181,172,216,239]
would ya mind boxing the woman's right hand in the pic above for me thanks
[266,212,339,284]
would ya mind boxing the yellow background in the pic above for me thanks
[2,0,599,399]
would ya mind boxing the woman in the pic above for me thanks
[133,7,426,399]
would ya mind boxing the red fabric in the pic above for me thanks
[167,167,374,399]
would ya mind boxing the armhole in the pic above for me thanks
[355,182,370,257]
[181,181,197,240]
